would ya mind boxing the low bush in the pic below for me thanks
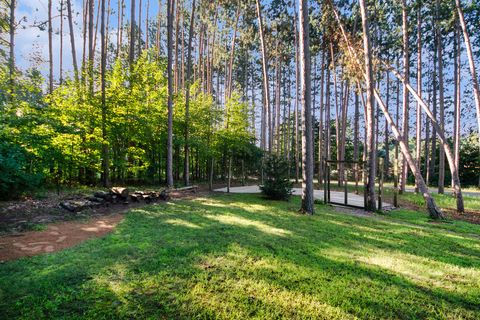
[260,154,293,200]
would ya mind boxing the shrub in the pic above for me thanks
[260,154,293,200]
[0,142,43,200]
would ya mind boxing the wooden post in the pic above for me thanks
[324,159,328,204]
[378,158,384,210]
[354,162,359,195]
[327,164,331,203]
[393,158,398,207]
[363,162,367,209]
[227,156,232,193]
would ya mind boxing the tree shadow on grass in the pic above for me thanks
[0,194,479,319]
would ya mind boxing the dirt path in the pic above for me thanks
[0,214,124,262]
[0,189,208,262]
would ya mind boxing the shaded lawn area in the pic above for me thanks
[1,194,479,319]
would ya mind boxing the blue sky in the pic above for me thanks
[16,0,163,79]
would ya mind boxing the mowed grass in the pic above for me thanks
[1,194,480,319]
[396,191,480,212]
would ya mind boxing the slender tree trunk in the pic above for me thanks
[59,0,64,85]
[354,91,360,192]
[256,0,270,153]
[101,0,109,187]
[156,0,161,55]
[275,53,281,154]
[118,0,125,57]
[294,8,300,182]
[106,0,111,57]
[129,0,136,65]
[385,70,390,178]
[456,0,480,141]
[431,36,437,185]
[66,0,78,81]
[374,89,443,218]
[415,1,422,192]
[145,0,149,49]
[166,0,175,187]
[424,94,430,184]
[325,63,331,163]
[173,2,180,92]
[436,0,445,194]
[359,0,376,211]
[48,0,53,93]
[453,19,461,191]
[88,0,94,92]
[92,0,101,59]
[138,0,142,55]
[399,0,409,194]
[226,5,241,100]
[389,67,465,213]
[318,46,325,187]
[8,0,15,94]
[82,0,87,74]
[298,0,314,214]
[183,0,196,186]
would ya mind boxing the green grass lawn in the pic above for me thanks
[394,191,480,212]
[1,194,479,319]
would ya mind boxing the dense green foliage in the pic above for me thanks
[0,194,479,319]
[260,154,293,200]
[0,51,259,197]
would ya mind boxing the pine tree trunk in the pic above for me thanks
[256,0,270,154]
[456,0,480,141]
[82,0,87,74]
[138,0,142,55]
[173,2,180,92]
[294,9,300,183]
[166,0,175,187]
[155,0,161,55]
[48,0,53,93]
[453,20,461,192]
[129,0,136,65]
[359,0,376,211]
[436,0,445,194]
[118,0,124,57]
[325,64,331,163]
[354,91,359,193]
[399,0,409,194]
[145,0,150,50]
[59,0,64,84]
[385,70,390,178]
[226,6,241,100]
[389,67,465,213]
[298,0,314,214]
[101,0,109,187]
[318,46,325,187]
[88,0,94,92]
[66,0,78,81]
[415,2,422,193]
[183,0,196,186]
[8,0,15,93]
[275,54,281,155]
[431,37,437,185]
[374,89,443,218]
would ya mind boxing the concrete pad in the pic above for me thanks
[214,186,393,210]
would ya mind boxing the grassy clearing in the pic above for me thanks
[327,182,480,212]
[394,191,480,212]
[1,194,479,319]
